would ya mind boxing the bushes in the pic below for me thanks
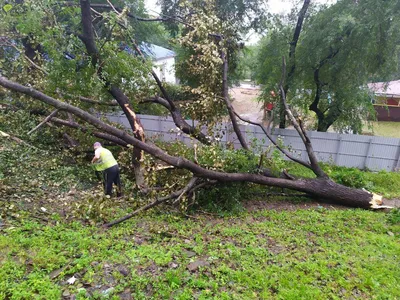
[194,182,249,213]
[364,170,400,199]
[329,168,367,188]
[325,165,400,198]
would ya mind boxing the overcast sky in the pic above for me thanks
[144,0,336,44]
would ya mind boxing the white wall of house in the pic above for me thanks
[153,57,176,84]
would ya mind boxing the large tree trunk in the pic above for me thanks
[293,178,374,208]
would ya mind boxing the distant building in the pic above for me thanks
[368,80,400,121]
[140,44,177,84]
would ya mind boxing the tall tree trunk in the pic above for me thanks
[310,49,341,132]
[279,0,311,128]
[316,106,342,132]
[289,178,375,208]
[79,0,147,189]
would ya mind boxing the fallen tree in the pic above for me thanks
[0,0,387,227]
[0,74,384,209]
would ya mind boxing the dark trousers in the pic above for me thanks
[103,165,122,196]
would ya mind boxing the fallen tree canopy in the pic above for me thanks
[0,0,389,227]
[0,75,384,209]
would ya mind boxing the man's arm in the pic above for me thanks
[91,148,101,163]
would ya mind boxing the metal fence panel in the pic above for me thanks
[105,113,400,172]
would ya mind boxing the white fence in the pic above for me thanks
[106,113,400,172]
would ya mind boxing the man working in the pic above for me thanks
[91,142,122,197]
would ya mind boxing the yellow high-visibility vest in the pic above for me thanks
[94,148,118,171]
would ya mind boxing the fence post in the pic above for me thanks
[393,139,400,171]
[335,135,342,165]
[363,138,373,170]
[158,116,162,134]
[226,124,233,147]
[251,124,257,149]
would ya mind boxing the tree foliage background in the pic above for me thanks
[255,0,400,133]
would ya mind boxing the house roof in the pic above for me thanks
[140,44,176,61]
[368,80,400,98]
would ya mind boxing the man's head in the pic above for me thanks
[93,142,102,149]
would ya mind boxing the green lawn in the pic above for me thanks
[1,208,400,299]
[1,112,400,299]
[363,121,400,138]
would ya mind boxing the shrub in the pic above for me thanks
[330,168,367,188]
[194,182,248,213]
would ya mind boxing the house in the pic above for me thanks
[368,80,400,121]
[140,44,177,84]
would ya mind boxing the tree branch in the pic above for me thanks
[77,95,118,106]
[221,49,249,150]
[141,96,171,110]
[172,177,199,204]
[123,33,211,145]
[104,177,199,228]
[233,111,312,170]
[28,109,59,135]
[51,117,128,147]
[279,58,327,178]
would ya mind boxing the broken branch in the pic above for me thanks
[28,109,59,135]
[279,57,327,179]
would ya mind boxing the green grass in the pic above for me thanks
[0,210,399,299]
[1,110,400,299]
[363,121,400,138]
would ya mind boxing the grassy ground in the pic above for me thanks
[1,141,400,299]
[1,208,400,299]
[363,121,400,138]
[1,112,400,299]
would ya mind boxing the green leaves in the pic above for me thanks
[256,0,400,132]
[3,4,12,12]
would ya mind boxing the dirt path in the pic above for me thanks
[230,86,263,123]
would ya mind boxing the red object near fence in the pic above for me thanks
[266,102,274,111]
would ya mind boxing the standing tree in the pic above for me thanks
[161,0,268,86]
[0,0,386,227]
[256,0,400,133]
